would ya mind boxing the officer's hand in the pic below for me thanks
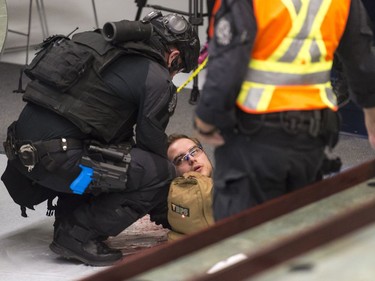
[364,108,375,149]
[193,117,225,147]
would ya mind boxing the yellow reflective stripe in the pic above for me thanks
[271,0,332,64]
[257,85,275,111]
[319,82,337,109]
[282,0,298,19]
[270,0,309,61]
[238,82,275,111]
[315,0,332,60]
[250,59,332,74]
[299,0,331,63]
[295,1,319,63]
[237,81,251,106]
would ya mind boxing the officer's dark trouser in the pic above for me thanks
[1,147,176,239]
[69,148,175,238]
[213,126,328,222]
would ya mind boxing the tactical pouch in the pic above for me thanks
[167,171,214,241]
[1,163,56,211]
[24,37,94,92]
[3,121,18,160]
[3,141,15,160]
[320,109,341,149]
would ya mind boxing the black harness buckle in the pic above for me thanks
[280,112,304,135]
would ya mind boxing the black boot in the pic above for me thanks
[50,223,123,266]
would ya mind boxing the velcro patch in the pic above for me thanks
[170,203,190,217]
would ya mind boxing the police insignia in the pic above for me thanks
[216,18,232,46]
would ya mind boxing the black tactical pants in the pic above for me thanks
[1,147,175,237]
[212,126,328,221]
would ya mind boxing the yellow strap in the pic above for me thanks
[176,57,208,93]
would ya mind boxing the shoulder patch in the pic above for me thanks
[215,17,232,46]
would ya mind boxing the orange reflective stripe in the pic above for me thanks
[237,85,338,114]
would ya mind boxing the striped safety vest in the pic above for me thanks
[236,0,351,113]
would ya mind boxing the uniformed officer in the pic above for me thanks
[194,0,375,221]
[1,11,200,266]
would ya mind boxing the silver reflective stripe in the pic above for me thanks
[243,87,264,109]
[279,0,324,62]
[310,39,321,63]
[246,68,330,85]
[292,0,302,14]
[326,87,336,102]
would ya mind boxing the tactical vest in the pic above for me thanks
[22,30,169,143]
[236,0,351,114]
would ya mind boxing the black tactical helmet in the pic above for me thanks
[143,10,200,73]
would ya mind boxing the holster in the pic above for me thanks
[70,143,132,194]
[319,109,341,149]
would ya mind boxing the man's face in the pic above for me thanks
[167,138,213,177]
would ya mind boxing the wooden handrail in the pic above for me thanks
[80,158,375,281]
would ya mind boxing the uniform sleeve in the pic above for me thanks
[336,0,375,108]
[195,0,256,130]
[135,62,177,158]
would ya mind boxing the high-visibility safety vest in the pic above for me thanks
[236,0,351,113]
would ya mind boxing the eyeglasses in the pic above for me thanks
[173,145,203,166]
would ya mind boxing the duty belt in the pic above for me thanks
[4,137,83,172]
[237,110,323,137]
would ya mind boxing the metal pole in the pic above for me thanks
[189,0,204,105]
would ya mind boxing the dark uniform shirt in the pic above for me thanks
[195,0,375,131]
[16,53,175,158]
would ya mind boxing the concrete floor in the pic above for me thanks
[0,155,171,281]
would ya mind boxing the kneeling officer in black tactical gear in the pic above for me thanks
[1,10,199,266]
